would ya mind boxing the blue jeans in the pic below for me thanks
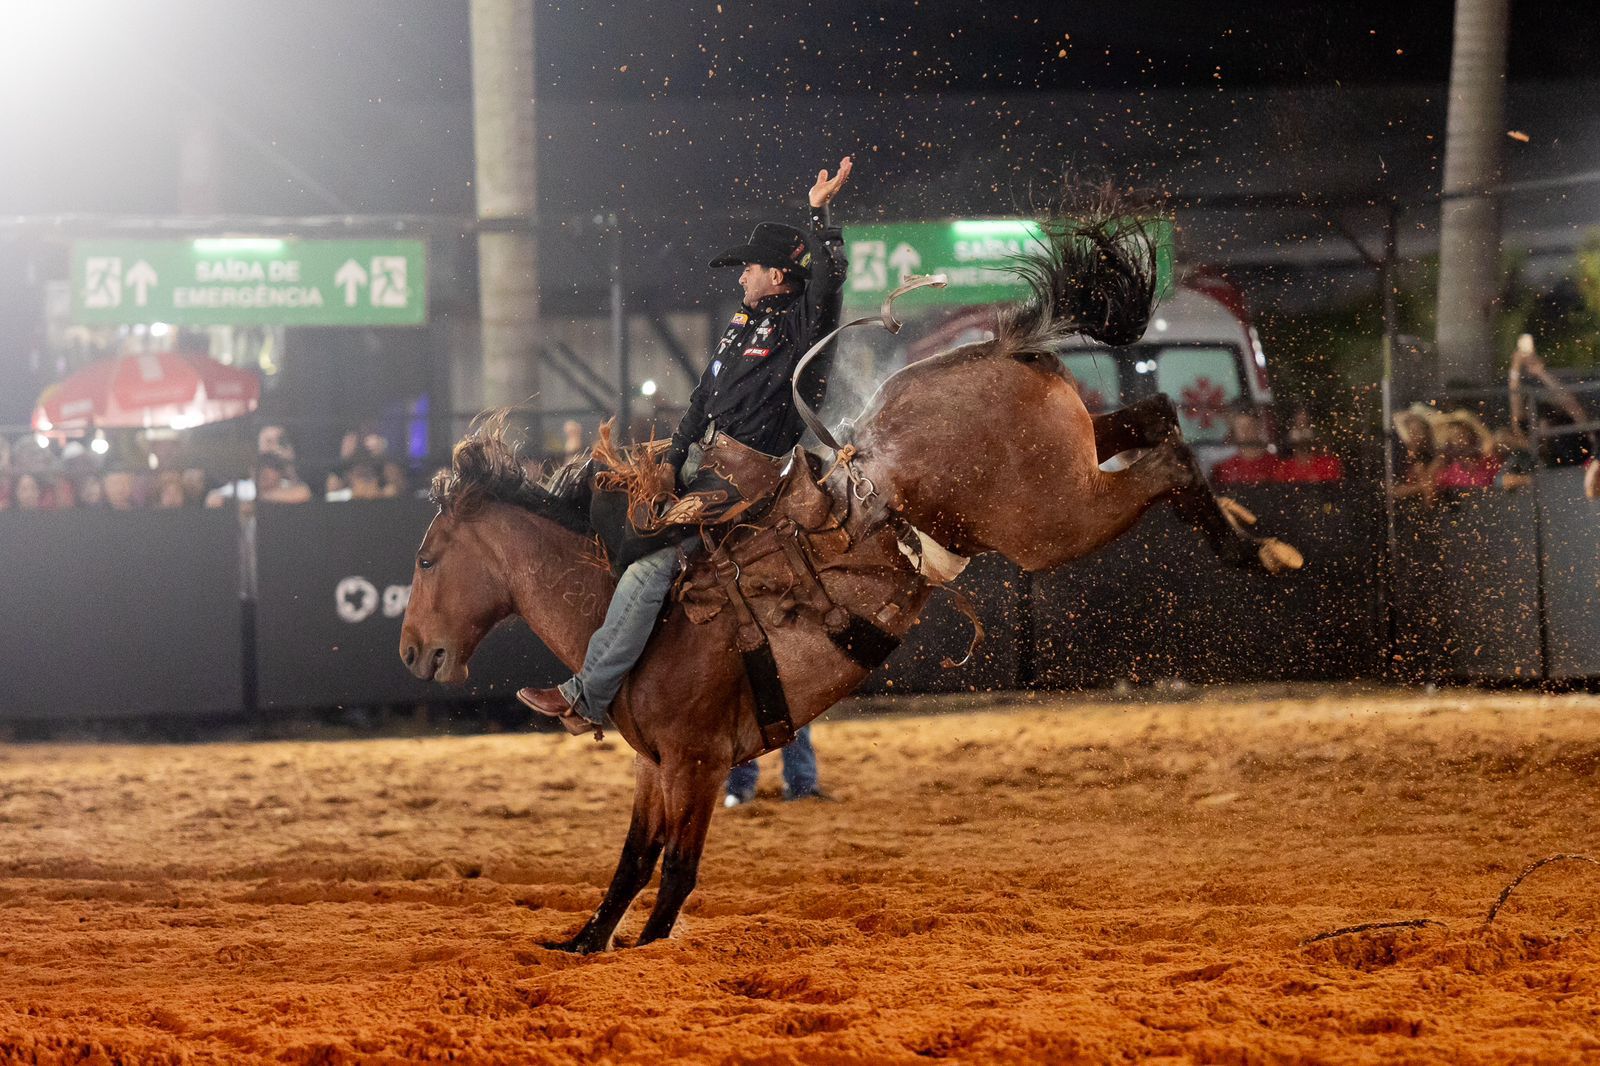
[558,545,678,725]
[726,725,818,800]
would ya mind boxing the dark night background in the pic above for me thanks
[3,1,1594,218]
[1,1,1597,428]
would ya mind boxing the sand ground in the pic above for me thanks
[0,686,1598,1064]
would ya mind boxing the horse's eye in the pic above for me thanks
[418,558,434,571]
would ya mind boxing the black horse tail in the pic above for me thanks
[996,181,1162,357]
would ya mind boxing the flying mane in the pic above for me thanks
[994,181,1162,360]
[429,412,594,535]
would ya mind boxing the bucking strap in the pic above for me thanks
[828,612,903,670]
[742,643,796,751]
[710,542,797,751]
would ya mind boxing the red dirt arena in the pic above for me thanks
[0,685,1597,1064]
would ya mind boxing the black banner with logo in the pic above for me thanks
[1030,484,1386,688]
[0,507,243,719]
[252,498,565,710]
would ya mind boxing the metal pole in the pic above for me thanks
[1379,203,1402,677]
[609,215,632,435]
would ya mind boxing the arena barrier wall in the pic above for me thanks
[11,475,1597,724]
[0,506,244,720]
[252,498,566,710]
[1532,468,1600,681]
[1391,489,1544,682]
[1029,484,1387,688]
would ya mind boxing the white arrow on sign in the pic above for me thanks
[334,259,368,307]
[125,261,158,306]
[888,242,922,282]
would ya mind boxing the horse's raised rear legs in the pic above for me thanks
[1090,395,1301,574]
[543,756,664,954]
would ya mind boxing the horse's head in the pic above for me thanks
[399,507,513,684]
[399,418,598,684]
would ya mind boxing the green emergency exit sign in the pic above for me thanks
[843,218,1174,310]
[71,238,427,326]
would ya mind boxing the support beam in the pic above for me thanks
[644,309,704,387]
[535,345,612,416]
[1434,0,1511,389]
[469,0,539,413]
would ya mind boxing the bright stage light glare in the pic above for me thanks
[192,238,286,253]
[640,379,658,397]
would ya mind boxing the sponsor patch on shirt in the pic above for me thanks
[742,347,771,359]
[730,312,749,326]
[710,358,723,376]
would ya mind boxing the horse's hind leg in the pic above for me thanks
[635,753,725,946]
[544,756,664,954]
[1008,444,1191,570]
[1093,395,1300,574]
[1091,393,1183,462]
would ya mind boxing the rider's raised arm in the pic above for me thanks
[800,157,851,334]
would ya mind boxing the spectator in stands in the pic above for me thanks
[41,473,75,510]
[258,424,295,462]
[207,454,312,508]
[155,472,187,509]
[1508,333,1600,498]
[1277,406,1344,483]
[333,428,406,499]
[12,473,44,511]
[345,460,388,501]
[180,468,208,506]
[1432,411,1500,491]
[102,470,138,511]
[1391,407,1440,504]
[1211,410,1281,486]
[1493,426,1538,492]
[76,474,107,509]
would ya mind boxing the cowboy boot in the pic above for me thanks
[517,687,595,736]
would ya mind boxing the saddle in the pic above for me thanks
[589,433,975,753]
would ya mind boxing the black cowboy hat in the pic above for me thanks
[709,222,812,279]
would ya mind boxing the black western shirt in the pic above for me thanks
[663,207,848,473]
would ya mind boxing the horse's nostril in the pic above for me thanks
[403,645,417,667]
[431,647,447,668]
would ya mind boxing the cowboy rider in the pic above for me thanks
[518,156,854,736]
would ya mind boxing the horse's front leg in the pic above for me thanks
[634,754,725,946]
[543,755,664,954]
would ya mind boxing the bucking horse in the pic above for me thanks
[398,186,1302,952]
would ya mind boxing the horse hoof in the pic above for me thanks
[1217,496,1258,529]
[541,936,606,955]
[1259,538,1304,574]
